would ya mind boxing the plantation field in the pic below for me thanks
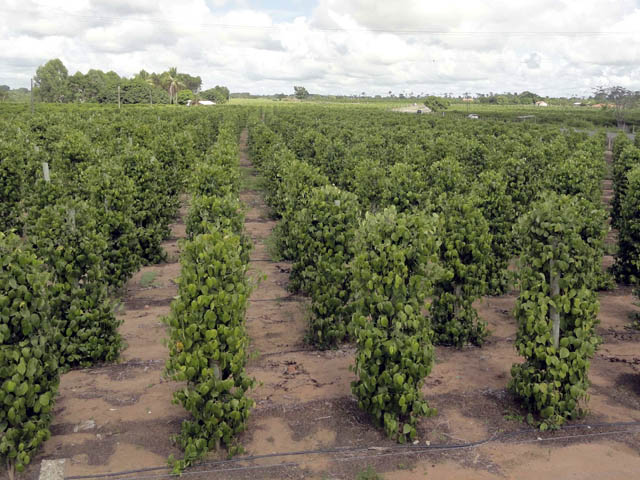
[2,103,640,479]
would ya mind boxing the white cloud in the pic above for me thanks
[1,0,639,96]
[525,53,541,69]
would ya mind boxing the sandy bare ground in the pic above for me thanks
[21,134,640,480]
[391,105,431,114]
[24,201,189,479]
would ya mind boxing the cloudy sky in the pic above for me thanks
[2,0,640,97]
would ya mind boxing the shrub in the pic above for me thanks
[186,194,250,263]
[0,232,59,478]
[289,185,361,347]
[380,162,429,213]
[509,194,604,429]
[351,207,440,442]
[611,145,640,229]
[430,195,491,347]
[79,161,140,289]
[177,89,195,105]
[121,148,180,264]
[271,160,329,260]
[614,165,640,283]
[473,170,516,294]
[25,200,121,368]
[165,230,253,471]
[0,140,25,233]
[190,162,240,197]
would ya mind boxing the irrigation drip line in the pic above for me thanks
[64,420,640,480]
[256,348,315,357]
[249,294,304,303]
[75,462,300,480]
[600,329,640,336]
[327,428,640,466]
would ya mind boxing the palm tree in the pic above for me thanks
[134,69,158,105]
[162,67,185,104]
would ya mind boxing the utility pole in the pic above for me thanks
[30,77,34,114]
[117,85,121,109]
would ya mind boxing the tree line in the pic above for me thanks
[32,59,229,105]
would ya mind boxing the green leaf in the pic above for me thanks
[39,392,50,406]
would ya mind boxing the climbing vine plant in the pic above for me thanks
[430,194,491,347]
[165,230,253,472]
[351,207,441,442]
[614,165,640,284]
[25,199,122,368]
[0,232,59,479]
[509,193,605,430]
[288,185,361,347]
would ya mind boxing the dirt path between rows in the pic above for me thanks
[27,201,190,479]
[23,131,640,480]
[213,129,640,480]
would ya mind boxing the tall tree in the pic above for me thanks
[593,86,640,127]
[162,67,185,104]
[294,86,310,99]
[177,73,202,93]
[34,58,69,102]
[200,86,230,104]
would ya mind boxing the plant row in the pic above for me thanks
[0,105,244,476]
[165,121,254,472]
[248,109,607,439]
[611,133,640,283]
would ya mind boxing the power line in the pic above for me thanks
[4,8,640,36]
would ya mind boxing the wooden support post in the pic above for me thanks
[454,283,462,319]
[42,162,50,182]
[118,85,121,109]
[549,256,560,349]
[68,208,76,232]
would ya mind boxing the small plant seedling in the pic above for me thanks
[264,232,285,262]
[139,271,159,288]
[503,410,524,423]
[604,242,618,256]
[356,466,384,480]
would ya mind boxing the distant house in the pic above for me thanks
[535,101,548,107]
[187,99,216,106]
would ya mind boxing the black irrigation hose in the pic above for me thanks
[256,348,315,357]
[64,420,640,480]
[600,330,640,335]
[248,294,304,303]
